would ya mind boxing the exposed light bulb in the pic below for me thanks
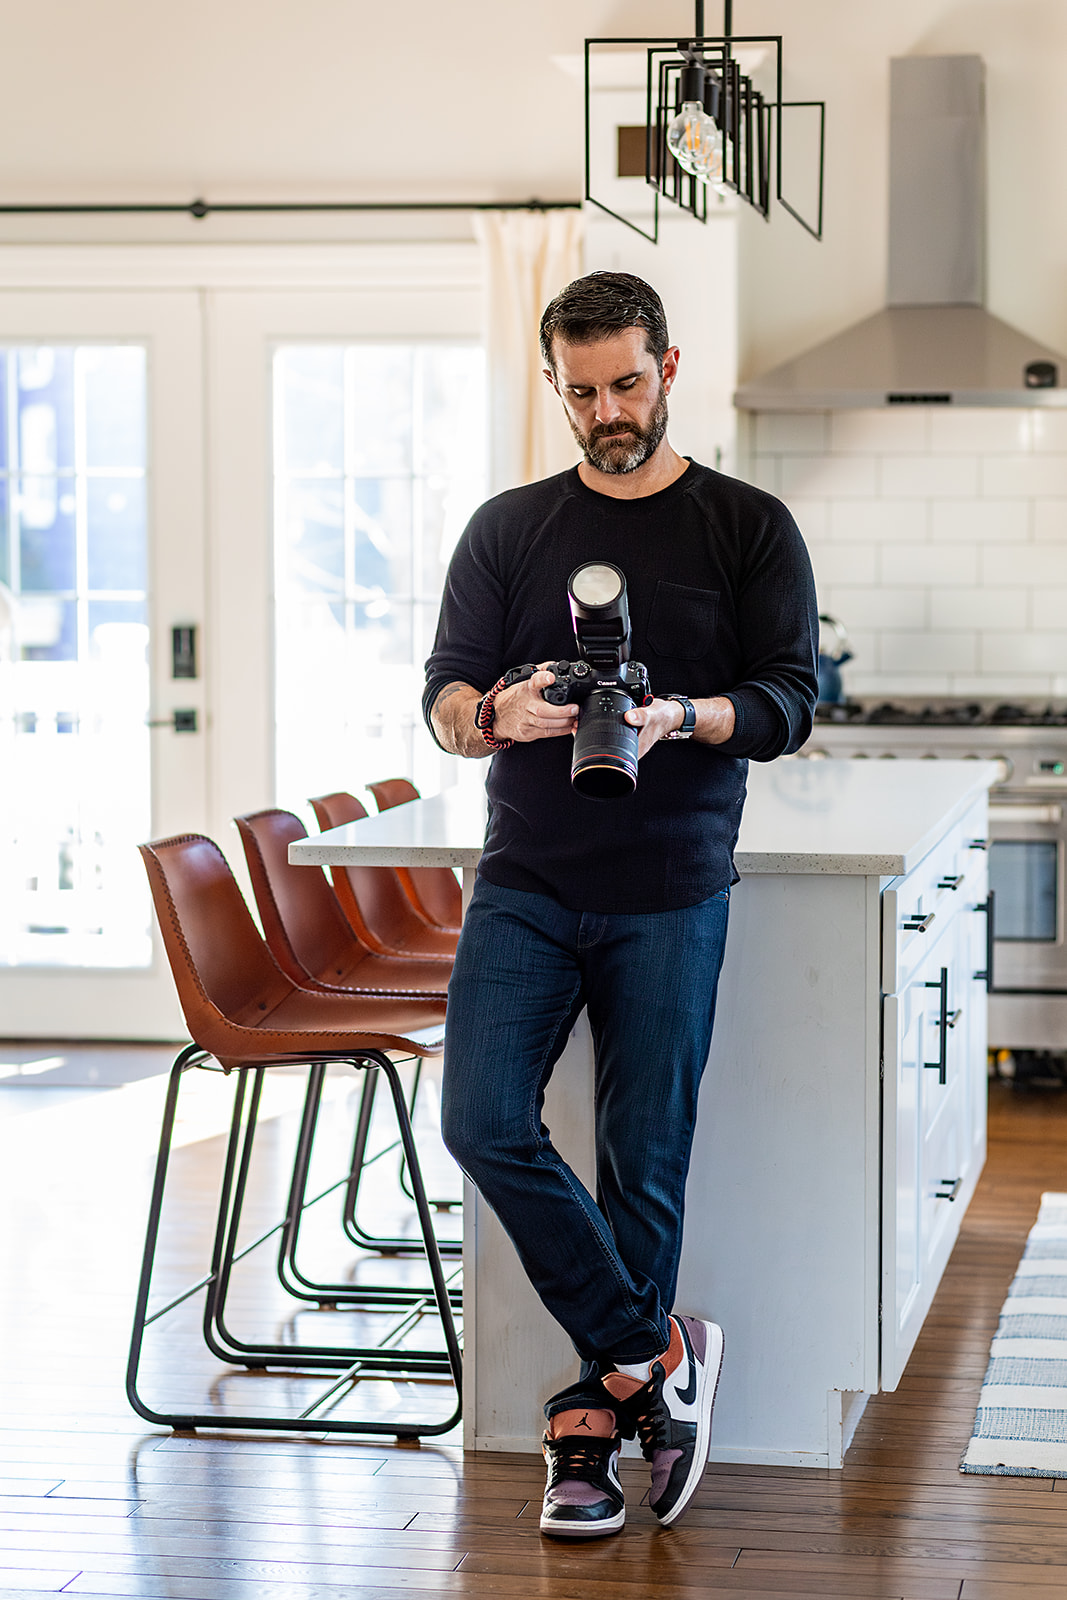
[666,63,725,188]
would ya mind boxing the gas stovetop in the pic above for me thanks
[815,699,1067,729]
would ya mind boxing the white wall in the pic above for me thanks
[0,0,687,230]
[750,407,1067,699]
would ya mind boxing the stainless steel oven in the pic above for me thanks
[800,703,1067,1053]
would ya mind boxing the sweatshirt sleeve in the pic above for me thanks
[422,504,510,740]
[712,497,819,763]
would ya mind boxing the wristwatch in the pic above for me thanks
[662,694,696,740]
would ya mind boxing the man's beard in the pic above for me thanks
[568,384,669,475]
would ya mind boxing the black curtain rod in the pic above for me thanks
[0,196,582,219]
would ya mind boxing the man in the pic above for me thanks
[423,271,817,1538]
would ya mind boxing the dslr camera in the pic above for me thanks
[542,562,651,801]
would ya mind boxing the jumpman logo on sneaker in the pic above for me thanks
[574,1413,592,1431]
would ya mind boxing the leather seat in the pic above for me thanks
[308,791,458,960]
[367,777,463,932]
[234,808,450,1000]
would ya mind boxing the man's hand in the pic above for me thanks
[624,695,736,756]
[430,668,577,758]
[491,668,577,744]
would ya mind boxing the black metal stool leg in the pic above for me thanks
[342,1062,461,1258]
[126,1045,213,1428]
[276,1065,460,1309]
[128,1049,461,1436]
[204,1059,460,1376]
[370,1052,463,1395]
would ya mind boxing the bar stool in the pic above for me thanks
[367,777,462,932]
[308,790,458,960]
[127,833,461,1439]
[234,806,459,1263]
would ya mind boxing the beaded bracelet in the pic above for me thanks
[475,675,514,750]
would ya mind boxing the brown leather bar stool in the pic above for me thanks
[367,777,462,933]
[234,808,450,1000]
[127,833,461,1439]
[234,807,460,1261]
[308,790,458,959]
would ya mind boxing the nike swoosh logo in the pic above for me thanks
[675,1327,698,1407]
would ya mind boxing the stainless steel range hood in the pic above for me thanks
[735,55,1067,411]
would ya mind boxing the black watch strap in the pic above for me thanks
[663,694,696,739]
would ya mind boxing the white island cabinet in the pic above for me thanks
[291,759,994,1468]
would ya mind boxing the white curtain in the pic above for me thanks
[474,209,585,494]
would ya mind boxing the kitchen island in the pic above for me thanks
[292,758,995,1468]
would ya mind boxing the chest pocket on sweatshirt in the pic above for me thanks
[646,581,720,660]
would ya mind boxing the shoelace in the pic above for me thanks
[545,1436,614,1486]
[627,1370,671,1453]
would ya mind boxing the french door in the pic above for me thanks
[0,245,483,1039]
[204,275,483,842]
[0,292,206,1039]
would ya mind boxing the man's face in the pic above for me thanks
[546,328,678,475]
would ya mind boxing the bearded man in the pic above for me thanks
[423,271,818,1538]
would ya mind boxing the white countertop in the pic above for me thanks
[289,759,996,879]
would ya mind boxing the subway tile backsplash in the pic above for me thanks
[745,407,1067,697]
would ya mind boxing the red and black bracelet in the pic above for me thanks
[475,675,515,750]
[474,664,539,751]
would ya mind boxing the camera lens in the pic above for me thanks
[571,689,638,801]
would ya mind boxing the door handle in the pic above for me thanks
[146,709,198,733]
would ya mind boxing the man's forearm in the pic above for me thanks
[430,681,491,759]
[690,696,736,745]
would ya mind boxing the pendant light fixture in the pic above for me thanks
[585,0,825,241]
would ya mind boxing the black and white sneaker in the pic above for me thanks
[539,1431,625,1538]
[604,1314,724,1527]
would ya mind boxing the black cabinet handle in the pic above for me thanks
[903,911,936,932]
[974,891,994,990]
[968,838,989,850]
[936,1177,963,1202]
[924,967,950,1085]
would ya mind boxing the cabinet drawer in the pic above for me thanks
[921,1078,964,1272]
[883,803,988,993]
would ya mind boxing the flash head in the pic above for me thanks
[567,561,631,668]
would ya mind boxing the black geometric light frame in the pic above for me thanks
[584,1,825,243]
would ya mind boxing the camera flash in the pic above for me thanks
[570,564,624,608]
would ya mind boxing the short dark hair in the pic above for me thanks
[539,271,670,370]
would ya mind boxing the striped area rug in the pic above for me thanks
[962,1191,1067,1476]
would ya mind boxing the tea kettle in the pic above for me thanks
[817,613,853,704]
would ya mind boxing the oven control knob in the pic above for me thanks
[878,752,897,760]
[851,751,869,759]
[806,747,829,761]
[993,755,1013,785]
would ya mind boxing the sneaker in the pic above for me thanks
[602,1315,724,1527]
[540,1409,625,1539]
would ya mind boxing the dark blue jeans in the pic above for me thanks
[441,875,729,1413]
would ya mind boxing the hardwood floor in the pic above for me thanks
[3,1050,1067,1598]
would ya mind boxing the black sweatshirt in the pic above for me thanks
[423,461,818,914]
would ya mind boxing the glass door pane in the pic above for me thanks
[0,345,151,968]
[0,288,205,1039]
[273,342,486,806]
